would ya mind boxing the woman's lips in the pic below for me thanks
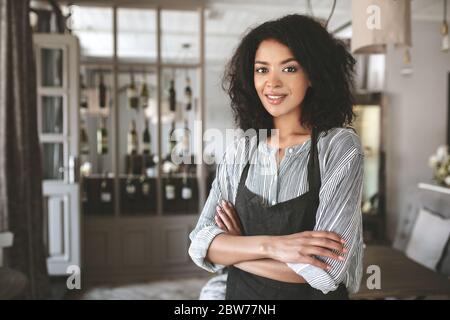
[265,94,287,105]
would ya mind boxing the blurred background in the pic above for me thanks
[0,0,449,300]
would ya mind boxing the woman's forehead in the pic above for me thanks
[255,39,295,61]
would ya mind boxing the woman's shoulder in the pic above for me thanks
[319,127,364,165]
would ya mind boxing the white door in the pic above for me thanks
[34,34,81,275]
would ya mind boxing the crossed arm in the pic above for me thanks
[189,136,363,290]
[208,200,347,284]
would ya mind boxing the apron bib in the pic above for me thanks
[225,129,348,300]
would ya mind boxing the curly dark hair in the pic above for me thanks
[222,14,356,134]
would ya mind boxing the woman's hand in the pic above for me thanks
[266,231,348,271]
[215,200,243,236]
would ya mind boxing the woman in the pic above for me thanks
[189,14,364,300]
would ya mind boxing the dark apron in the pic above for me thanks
[225,129,348,300]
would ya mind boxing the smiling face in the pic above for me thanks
[254,39,311,120]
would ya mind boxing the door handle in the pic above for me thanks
[58,156,79,183]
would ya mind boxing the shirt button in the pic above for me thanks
[272,200,276,205]
[288,148,293,154]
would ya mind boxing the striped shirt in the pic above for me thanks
[189,127,364,296]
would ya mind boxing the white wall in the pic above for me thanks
[204,59,235,158]
[384,20,450,240]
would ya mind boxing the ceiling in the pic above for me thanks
[204,0,446,34]
[66,0,448,60]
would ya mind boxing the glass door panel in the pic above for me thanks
[41,48,64,87]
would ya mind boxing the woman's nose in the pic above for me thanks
[266,72,282,88]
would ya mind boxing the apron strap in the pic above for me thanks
[305,127,322,229]
[236,129,322,219]
[237,136,253,191]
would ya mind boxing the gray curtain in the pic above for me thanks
[0,0,50,299]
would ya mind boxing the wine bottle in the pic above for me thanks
[165,169,175,200]
[80,120,90,155]
[161,121,179,175]
[125,174,137,199]
[98,72,107,109]
[97,118,108,154]
[127,71,139,110]
[184,76,192,111]
[169,79,176,112]
[168,120,177,156]
[140,174,151,197]
[146,153,157,177]
[80,74,88,109]
[142,120,151,155]
[181,169,192,200]
[140,76,149,109]
[127,119,138,155]
[181,119,190,157]
[140,156,151,197]
[100,173,112,203]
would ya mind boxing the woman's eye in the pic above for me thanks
[255,67,268,74]
[283,66,297,72]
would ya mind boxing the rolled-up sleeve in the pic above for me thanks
[188,137,247,273]
[188,175,227,273]
[288,146,364,294]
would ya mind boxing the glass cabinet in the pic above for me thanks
[75,6,205,218]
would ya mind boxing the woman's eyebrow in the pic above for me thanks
[254,58,298,65]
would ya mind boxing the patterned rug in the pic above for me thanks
[79,276,211,300]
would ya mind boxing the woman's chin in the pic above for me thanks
[264,105,293,118]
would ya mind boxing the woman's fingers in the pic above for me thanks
[215,200,243,236]
[270,232,347,267]
[306,231,345,244]
[216,205,234,231]
[303,246,345,261]
[307,237,347,253]
[220,200,242,231]
[215,213,227,231]
[303,256,330,271]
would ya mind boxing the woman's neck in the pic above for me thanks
[269,109,311,147]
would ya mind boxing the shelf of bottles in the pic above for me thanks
[76,7,203,217]
[118,68,158,215]
[160,67,199,215]
[159,9,202,215]
[79,66,115,215]
[80,66,199,215]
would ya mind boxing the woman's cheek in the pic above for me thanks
[254,76,264,92]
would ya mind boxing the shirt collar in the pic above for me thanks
[258,134,318,157]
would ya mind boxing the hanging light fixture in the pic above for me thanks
[442,0,449,52]
[351,0,412,54]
